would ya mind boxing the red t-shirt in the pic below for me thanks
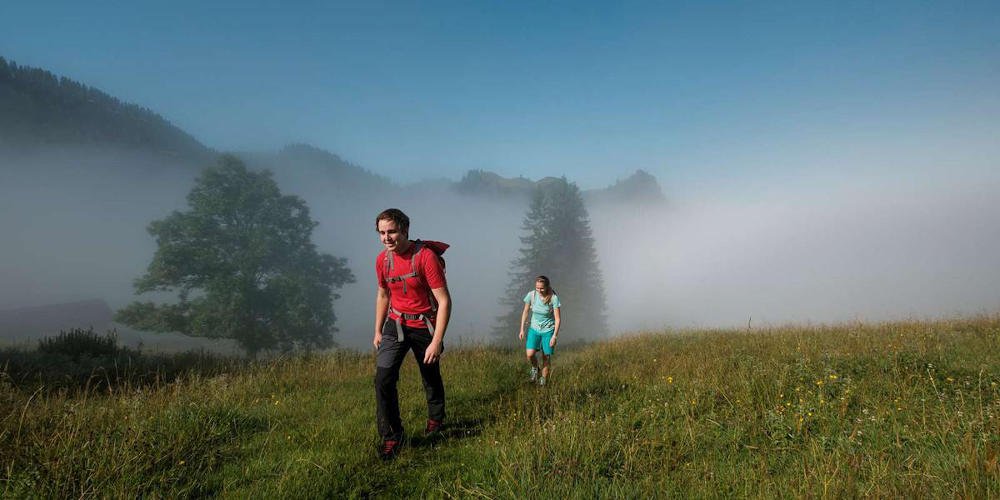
[376,242,447,328]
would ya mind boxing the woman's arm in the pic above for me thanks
[519,302,530,339]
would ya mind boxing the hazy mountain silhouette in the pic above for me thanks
[584,169,666,204]
[241,143,392,194]
[454,169,666,203]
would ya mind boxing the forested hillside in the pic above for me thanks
[0,56,211,161]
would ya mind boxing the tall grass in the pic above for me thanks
[1,316,998,497]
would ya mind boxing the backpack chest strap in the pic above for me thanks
[384,244,423,294]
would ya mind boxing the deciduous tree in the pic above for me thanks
[116,156,354,356]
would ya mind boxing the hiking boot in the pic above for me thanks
[379,439,401,461]
[425,419,443,437]
[538,376,546,386]
[529,367,539,382]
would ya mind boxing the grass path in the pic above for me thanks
[2,316,999,497]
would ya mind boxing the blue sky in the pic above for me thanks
[3,1,998,192]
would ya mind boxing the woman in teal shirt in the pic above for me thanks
[517,275,561,385]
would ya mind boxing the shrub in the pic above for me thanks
[37,327,118,358]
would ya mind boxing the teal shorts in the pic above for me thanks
[525,327,555,355]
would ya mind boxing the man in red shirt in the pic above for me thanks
[373,208,451,460]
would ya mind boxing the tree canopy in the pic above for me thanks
[115,155,354,356]
[493,177,608,345]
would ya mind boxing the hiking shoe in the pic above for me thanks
[425,419,443,436]
[538,376,546,386]
[379,440,401,461]
[529,367,539,382]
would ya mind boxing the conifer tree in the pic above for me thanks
[493,177,608,345]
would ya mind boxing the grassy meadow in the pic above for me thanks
[2,316,998,497]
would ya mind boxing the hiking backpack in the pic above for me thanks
[382,240,449,340]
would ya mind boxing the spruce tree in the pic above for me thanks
[493,177,608,345]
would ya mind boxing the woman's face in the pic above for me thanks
[535,281,549,295]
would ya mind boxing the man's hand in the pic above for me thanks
[373,331,383,349]
[423,339,443,364]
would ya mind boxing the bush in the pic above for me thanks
[37,327,118,358]
[1,328,243,393]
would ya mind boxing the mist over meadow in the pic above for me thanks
[3,144,999,351]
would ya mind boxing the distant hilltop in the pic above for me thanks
[455,168,666,203]
[584,169,666,204]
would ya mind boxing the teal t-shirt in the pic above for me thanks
[524,291,561,333]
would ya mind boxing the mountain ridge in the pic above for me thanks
[1,55,666,201]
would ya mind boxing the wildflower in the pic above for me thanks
[179,460,185,465]
[815,380,824,387]
[666,376,673,384]
[947,377,955,383]
[828,374,838,380]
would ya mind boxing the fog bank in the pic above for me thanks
[4,149,999,351]
[592,177,1000,333]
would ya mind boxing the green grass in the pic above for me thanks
[2,316,999,497]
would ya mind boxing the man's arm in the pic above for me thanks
[374,286,389,348]
[423,286,451,363]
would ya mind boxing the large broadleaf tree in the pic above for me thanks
[116,155,354,356]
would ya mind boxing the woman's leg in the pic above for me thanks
[540,353,551,378]
[526,349,539,368]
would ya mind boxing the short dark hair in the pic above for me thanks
[375,208,410,234]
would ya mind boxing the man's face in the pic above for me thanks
[377,219,407,252]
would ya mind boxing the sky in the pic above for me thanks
[3,0,998,192]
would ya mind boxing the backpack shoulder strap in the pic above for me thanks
[410,241,424,275]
